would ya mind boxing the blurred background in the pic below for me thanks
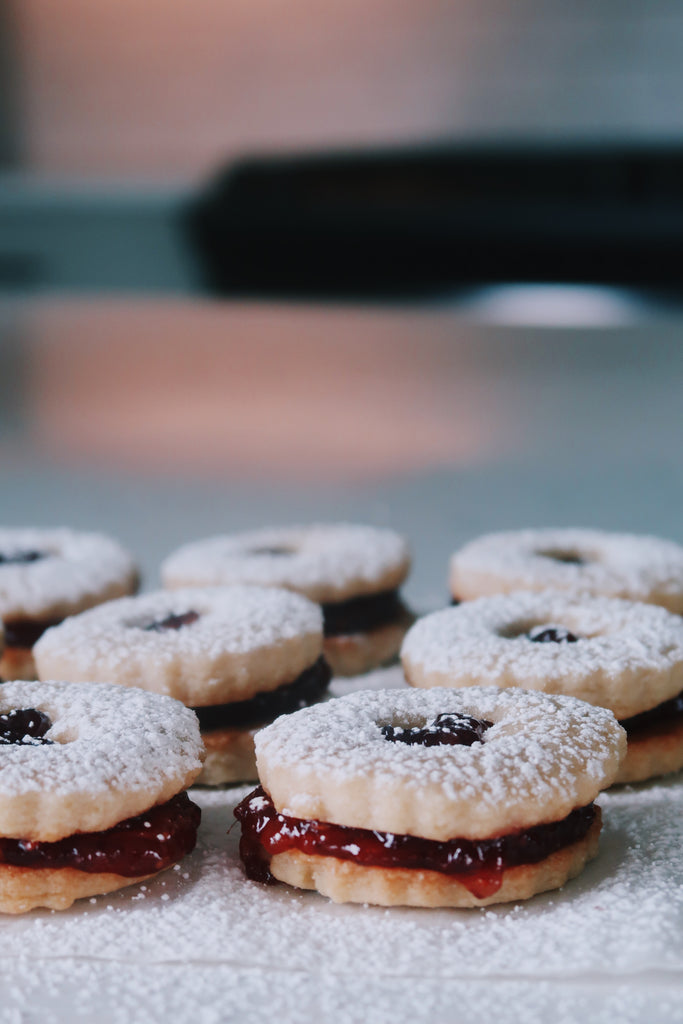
[1,0,683,603]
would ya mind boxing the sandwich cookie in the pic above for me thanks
[0,528,139,680]
[402,591,683,784]
[34,586,329,785]
[0,680,203,913]
[235,686,625,907]
[449,528,683,612]
[161,524,413,677]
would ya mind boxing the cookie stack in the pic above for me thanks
[403,528,683,784]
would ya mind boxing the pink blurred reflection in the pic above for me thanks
[27,302,505,482]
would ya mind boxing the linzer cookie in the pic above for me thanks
[449,528,683,612]
[0,527,138,680]
[235,687,625,907]
[161,524,413,676]
[402,591,683,784]
[0,680,203,913]
[34,586,329,785]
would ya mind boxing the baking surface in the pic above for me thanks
[0,668,680,1023]
[1,303,683,1021]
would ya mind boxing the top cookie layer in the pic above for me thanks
[34,586,323,706]
[255,686,625,841]
[0,680,203,841]
[449,528,683,613]
[401,592,683,719]
[0,528,138,621]
[161,524,410,604]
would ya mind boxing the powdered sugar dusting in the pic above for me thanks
[161,524,410,603]
[450,528,683,610]
[401,592,683,718]
[255,687,625,839]
[0,680,203,839]
[0,528,138,619]
[0,778,681,1023]
[34,586,323,705]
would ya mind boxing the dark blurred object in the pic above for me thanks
[188,145,683,298]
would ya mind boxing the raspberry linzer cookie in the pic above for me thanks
[34,586,330,786]
[161,524,413,677]
[0,680,203,913]
[0,528,138,680]
[235,687,625,907]
[402,591,683,784]
[449,528,683,612]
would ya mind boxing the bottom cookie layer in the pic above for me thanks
[198,728,258,785]
[267,815,601,907]
[0,648,37,681]
[0,863,159,914]
[616,717,683,784]
[323,609,414,678]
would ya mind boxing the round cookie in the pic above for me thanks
[161,524,413,677]
[235,687,625,907]
[34,586,329,786]
[449,528,683,613]
[0,680,203,913]
[0,528,139,680]
[401,591,683,784]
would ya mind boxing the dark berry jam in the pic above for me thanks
[3,617,63,650]
[144,610,200,633]
[234,787,597,899]
[193,656,331,731]
[0,551,46,566]
[322,589,406,637]
[0,708,53,745]
[382,713,492,748]
[528,625,579,644]
[620,690,683,738]
[0,792,200,877]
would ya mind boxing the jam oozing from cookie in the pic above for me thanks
[3,617,63,650]
[620,690,683,737]
[528,625,579,644]
[234,787,597,899]
[322,589,407,636]
[0,551,46,566]
[0,708,53,745]
[0,792,201,877]
[381,713,492,747]
[144,610,200,633]
[193,656,331,731]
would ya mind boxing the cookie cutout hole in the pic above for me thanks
[0,708,54,745]
[246,546,297,557]
[0,550,47,566]
[139,610,201,633]
[381,712,492,747]
[498,619,582,642]
[536,548,586,566]
[528,624,579,644]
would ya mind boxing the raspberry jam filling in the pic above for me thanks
[3,617,63,651]
[192,656,331,731]
[528,625,579,644]
[234,787,597,899]
[322,589,406,637]
[620,690,683,738]
[144,610,200,633]
[382,713,492,747]
[0,708,53,746]
[0,792,200,877]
